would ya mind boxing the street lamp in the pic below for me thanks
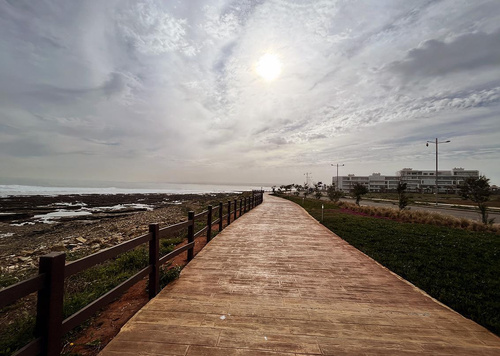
[426,138,451,206]
[331,164,344,191]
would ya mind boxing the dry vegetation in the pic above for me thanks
[337,201,499,233]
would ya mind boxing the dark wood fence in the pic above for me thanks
[0,191,264,356]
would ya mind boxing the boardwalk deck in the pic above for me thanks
[100,194,500,355]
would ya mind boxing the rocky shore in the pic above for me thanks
[0,192,239,281]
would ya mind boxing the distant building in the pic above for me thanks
[336,168,479,193]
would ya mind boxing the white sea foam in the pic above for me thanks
[34,209,93,224]
[91,203,153,212]
[10,222,36,226]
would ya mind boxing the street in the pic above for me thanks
[340,198,500,223]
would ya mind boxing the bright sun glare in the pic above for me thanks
[255,53,282,81]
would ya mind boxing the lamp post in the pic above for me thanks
[331,164,344,191]
[426,138,451,206]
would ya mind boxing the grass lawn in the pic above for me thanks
[281,195,500,335]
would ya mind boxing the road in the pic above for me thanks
[339,197,500,222]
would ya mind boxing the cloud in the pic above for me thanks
[1,0,500,185]
[389,30,500,79]
[117,1,196,56]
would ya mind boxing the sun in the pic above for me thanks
[255,53,282,81]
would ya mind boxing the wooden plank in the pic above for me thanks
[159,242,195,265]
[159,220,191,239]
[194,225,208,238]
[12,337,42,356]
[65,233,151,277]
[62,265,152,333]
[0,274,45,309]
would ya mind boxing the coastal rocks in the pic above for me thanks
[52,244,66,252]
[0,192,241,280]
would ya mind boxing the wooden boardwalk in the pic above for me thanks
[100,194,500,355]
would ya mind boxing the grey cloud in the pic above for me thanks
[389,30,500,79]
[0,137,55,157]
[308,133,327,140]
[84,138,120,146]
[265,136,289,146]
[102,73,127,98]
[21,72,132,108]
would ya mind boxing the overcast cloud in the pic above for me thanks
[1,0,499,186]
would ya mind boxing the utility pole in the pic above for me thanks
[426,138,451,206]
[331,164,344,191]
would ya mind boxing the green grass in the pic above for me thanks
[282,195,500,335]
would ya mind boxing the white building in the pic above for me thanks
[336,168,479,193]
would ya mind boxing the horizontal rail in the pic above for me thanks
[158,220,191,239]
[159,242,195,265]
[12,337,42,356]
[212,218,220,226]
[194,225,208,238]
[0,274,46,309]
[62,265,152,333]
[65,233,152,278]
[194,210,209,219]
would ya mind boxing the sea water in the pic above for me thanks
[0,183,270,197]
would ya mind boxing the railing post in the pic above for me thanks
[227,200,231,226]
[252,194,255,209]
[148,223,160,299]
[206,205,212,243]
[36,252,65,356]
[243,197,247,213]
[187,211,195,261]
[239,199,243,217]
[234,199,237,221]
[218,202,223,232]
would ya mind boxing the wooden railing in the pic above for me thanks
[0,191,264,356]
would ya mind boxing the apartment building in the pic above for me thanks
[336,168,479,193]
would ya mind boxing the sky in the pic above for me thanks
[1,0,500,187]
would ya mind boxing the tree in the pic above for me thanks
[352,183,368,206]
[314,183,322,199]
[397,181,409,211]
[294,184,302,196]
[303,183,310,198]
[327,185,343,202]
[460,175,493,224]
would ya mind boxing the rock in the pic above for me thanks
[76,237,87,243]
[17,256,31,262]
[21,250,35,256]
[52,244,66,252]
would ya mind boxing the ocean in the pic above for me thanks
[0,183,270,197]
